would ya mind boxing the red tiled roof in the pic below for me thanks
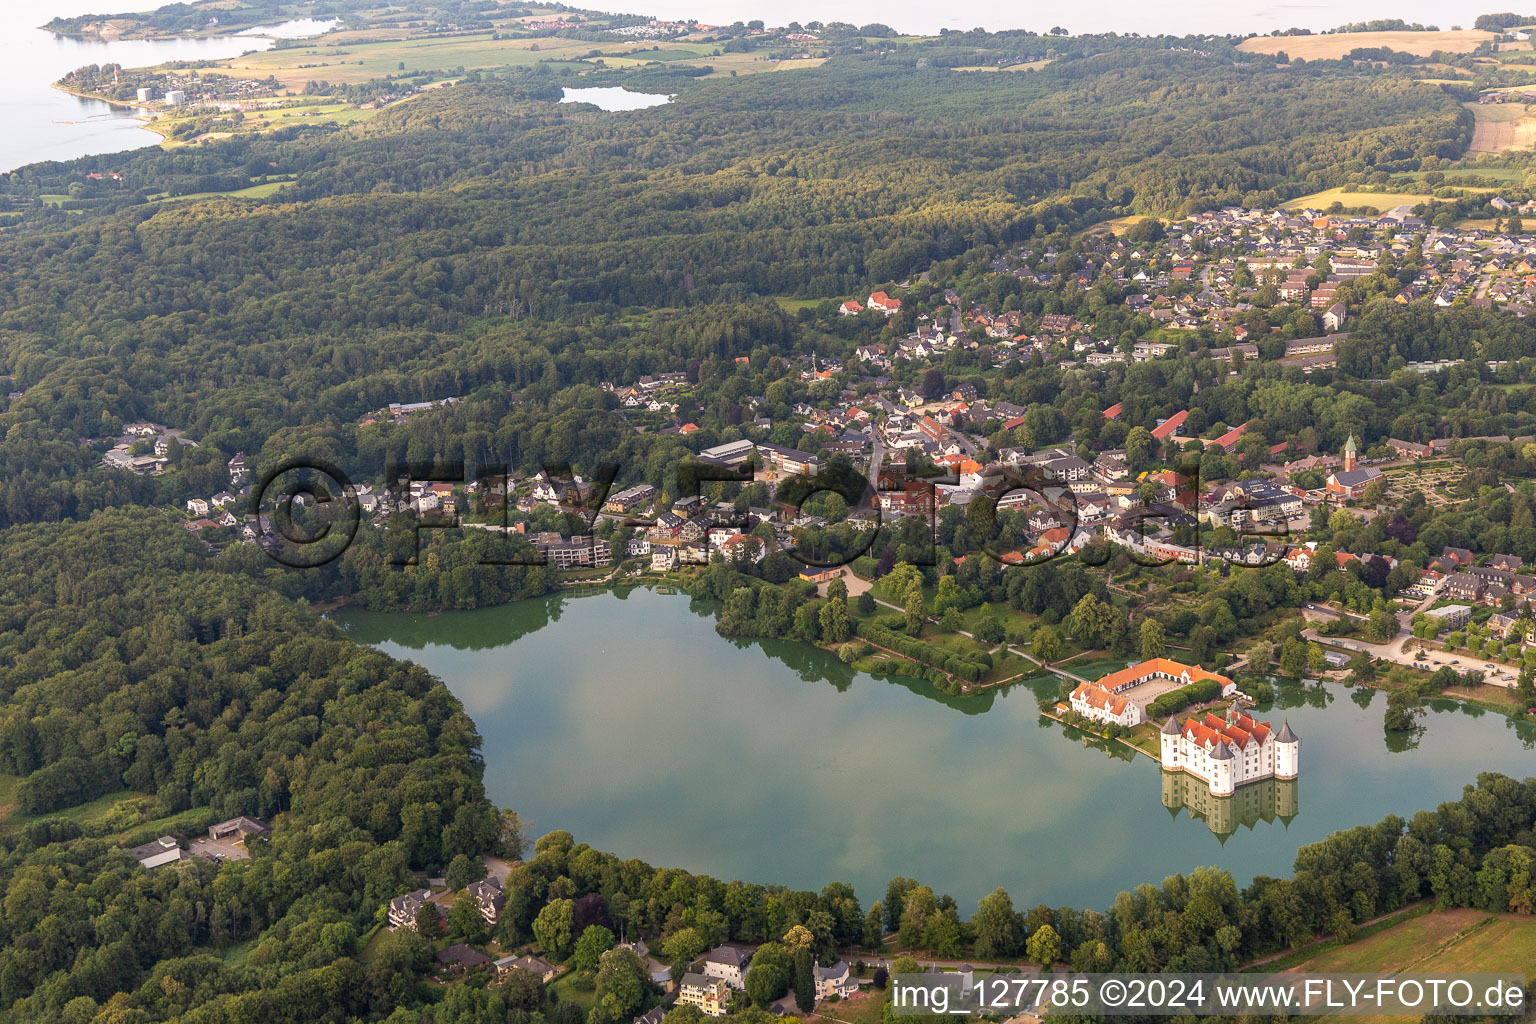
[1151,409,1189,441]
[1072,682,1131,717]
[1097,658,1231,693]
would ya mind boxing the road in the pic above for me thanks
[1302,627,1518,689]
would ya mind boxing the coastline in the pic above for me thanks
[49,81,156,119]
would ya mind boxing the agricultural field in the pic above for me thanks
[147,101,382,144]
[1283,909,1536,1023]
[952,59,1053,72]
[1466,101,1536,154]
[1284,187,1437,212]
[206,33,590,87]
[1238,29,1497,61]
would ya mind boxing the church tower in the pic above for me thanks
[1343,434,1357,473]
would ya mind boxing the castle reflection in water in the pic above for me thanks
[1161,771,1299,840]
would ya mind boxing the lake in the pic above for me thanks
[339,587,1536,912]
[0,2,332,173]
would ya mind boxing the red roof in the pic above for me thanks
[1205,421,1249,452]
[1151,410,1189,441]
[1098,657,1231,693]
[1103,402,1123,420]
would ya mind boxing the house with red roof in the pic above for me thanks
[1204,421,1248,453]
[1150,409,1189,441]
[1070,681,1142,727]
[867,291,902,314]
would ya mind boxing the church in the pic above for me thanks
[1159,704,1299,796]
[1325,434,1382,500]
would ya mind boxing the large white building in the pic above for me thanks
[1069,681,1143,727]
[1160,704,1299,796]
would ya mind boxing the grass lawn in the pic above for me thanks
[813,989,886,1024]
[150,180,292,203]
[0,776,152,830]
[1059,655,1130,679]
[548,970,597,1010]
[1400,166,1525,183]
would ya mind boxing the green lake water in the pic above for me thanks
[337,586,1536,911]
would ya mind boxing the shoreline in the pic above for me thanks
[49,81,157,120]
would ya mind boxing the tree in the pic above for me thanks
[415,902,443,940]
[595,948,648,1018]
[572,924,616,973]
[1031,624,1062,663]
[820,596,852,642]
[903,578,925,635]
[663,926,708,965]
[972,612,1004,646]
[1384,690,1422,732]
[972,887,1020,959]
[445,853,486,892]
[792,945,816,1011]
[449,892,487,943]
[1070,593,1115,648]
[534,898,576,960]
[1279,636,1308,678]
[1026,923,1061,966]
[746,942,791,1005]
[1138,618,1166,661]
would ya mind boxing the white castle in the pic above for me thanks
[1160,703,1299,796]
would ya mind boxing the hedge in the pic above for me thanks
[1147,678,1225,718]
[853,620,988,682]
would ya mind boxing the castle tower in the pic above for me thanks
[1210,740,1235,796]
[1343,434,1357,473]
[1274,720,1300,780]
[1159,715,1182,770]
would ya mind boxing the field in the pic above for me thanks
[200,30,827,88]
[1467,101,1536,154]
[207,33,610,87]
[148,102,383,144]
[1400,165,1526,183]
[1283,908,1536,1023]
[1283,187,1436,212]
[1238,30,1496,61]
[952,59,1053,72]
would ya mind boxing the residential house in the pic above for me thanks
[701,944,753,989]
[436,944,493,975]
[468,876,506,925]
[679,973,731,1017]
[495,955,560,983]
[387,889,434,930]
[814,961,860,1001]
